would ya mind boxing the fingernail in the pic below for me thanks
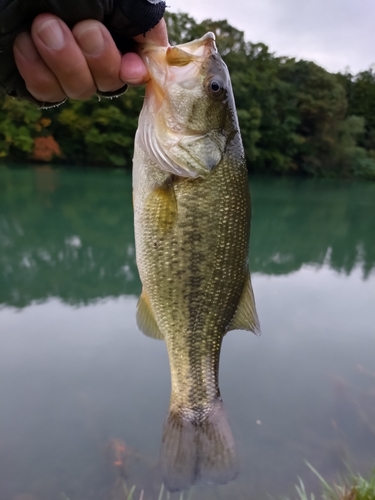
[37,19,65,50]
[14,33,39,62]
[125,77,146,85]
[76,26,104,55]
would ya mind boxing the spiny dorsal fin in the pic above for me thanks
[227,274,261,335]
[136,290,164,340]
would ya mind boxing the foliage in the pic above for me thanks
[32,135,62,161]
[0,92,40,158]
[1,11,375,179]
[338,70,375,149]
[41,85,143,167]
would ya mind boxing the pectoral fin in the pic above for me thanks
[136,290,164,340]
[145,178,177,234]
[169,131,227,178]
[227,274,261,335]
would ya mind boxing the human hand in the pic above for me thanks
[13,14,168,104]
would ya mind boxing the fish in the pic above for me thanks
[133,32,260,491]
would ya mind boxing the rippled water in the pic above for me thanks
[0,166,374,500]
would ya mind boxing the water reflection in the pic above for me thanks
[0,168,374,308]
[0,167,374,500]
[0,166,138,307]
[250,177,375,279]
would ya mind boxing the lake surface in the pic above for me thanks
[0,166,374,500]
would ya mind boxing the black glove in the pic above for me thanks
[0,0,166,107]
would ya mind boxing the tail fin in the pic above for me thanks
[160,400,238,492]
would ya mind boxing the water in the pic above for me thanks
[0,166,374,500]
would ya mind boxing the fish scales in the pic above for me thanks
[133,32,260,491]
[135,145,249,406]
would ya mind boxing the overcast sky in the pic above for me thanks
[169,0,374,74]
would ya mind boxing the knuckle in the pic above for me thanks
[73,19,103,32]
[90,55,122,91]
[96,78,124,93]
[64,85,96,100]
[26,75,65,102]
[94,66,122,92]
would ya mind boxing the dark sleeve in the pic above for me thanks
[0,0,166,107]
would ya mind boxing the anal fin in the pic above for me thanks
[227,274,261,335]
[136,290,164,340]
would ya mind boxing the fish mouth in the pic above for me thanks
[139,32,218,100]
[141,31,217,61]
[165,32,218,63]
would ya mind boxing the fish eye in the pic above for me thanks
[211,81,221,93]
[206,77,226,100]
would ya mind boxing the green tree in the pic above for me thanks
[45,87,143,166]
[338,69,375,154]
[0,92,41,159]
[1,11,375,179]
[278,60,348,176]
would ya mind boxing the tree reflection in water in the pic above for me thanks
[0,167,374,308]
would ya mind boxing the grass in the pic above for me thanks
[292,463,375,500]
[123,483,194,500]
[124,483,194,500]
[61,464,374,500]
[61,482,194,500]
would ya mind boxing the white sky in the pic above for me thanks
[168,0,375,74]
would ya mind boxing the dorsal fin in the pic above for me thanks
[136,290,164,340]
[227,274,261,335]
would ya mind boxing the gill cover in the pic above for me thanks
[136,32,233,179]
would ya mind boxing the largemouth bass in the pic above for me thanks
[133,32,260,491]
